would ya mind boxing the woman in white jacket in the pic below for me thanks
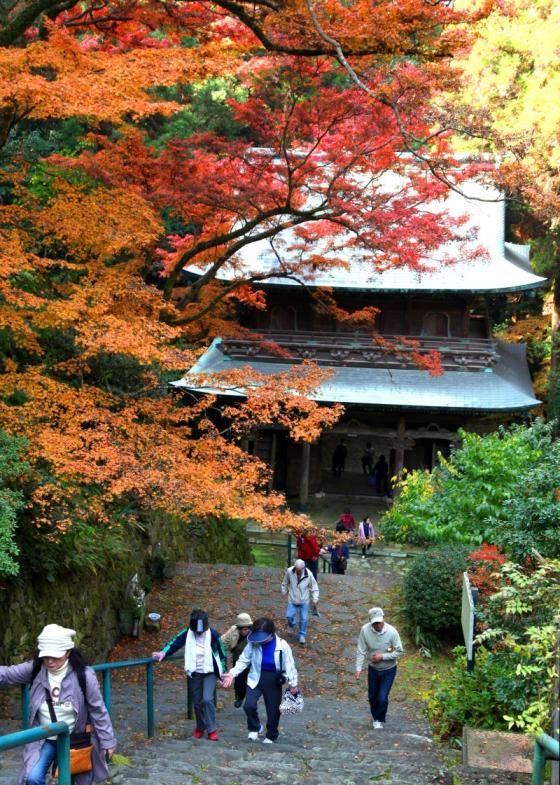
[221,617,299,744]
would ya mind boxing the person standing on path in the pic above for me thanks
[355,607,403,729]
[331,439,347,478]
[337,507,356,532]
[358,516,376,558]
[221,617,299,744]
[152,609,226,741]
[0,624,116,785]
[220,613,253,708]
[281,558,319,645]
[296,532,321,579]
[361,442,374,475]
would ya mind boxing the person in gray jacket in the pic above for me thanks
[0,623,116,785]
[281,559,319,645]
[355,607,403,729]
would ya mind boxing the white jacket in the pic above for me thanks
[281,567,319,605]
[229,635,298,689]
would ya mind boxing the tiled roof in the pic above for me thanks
[184,179,546,293]
[171,338,540,412]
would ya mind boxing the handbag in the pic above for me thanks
[45,670,94,776]
[279,687,304,715]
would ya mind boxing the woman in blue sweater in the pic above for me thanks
[222,618,299,743]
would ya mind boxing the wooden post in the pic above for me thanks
[299,441,311,511]
[394,416,406,477]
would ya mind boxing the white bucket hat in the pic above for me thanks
[37,624,76,658]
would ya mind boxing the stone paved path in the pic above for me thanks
[0,563,531,785]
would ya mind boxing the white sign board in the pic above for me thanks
[461,571,476,667]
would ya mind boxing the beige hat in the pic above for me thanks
[368,607,384,623]
[235,613,253,628]
[37,624,76,658]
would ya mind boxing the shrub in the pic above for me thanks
[425,646,541,741]
[403,545,470,648]
[0,430,29,576]
[466,543,507,610]
[427,558,560,739]
[380,419,554,551]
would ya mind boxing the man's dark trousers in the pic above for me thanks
[367,665,397,723]
[244,670,282,741]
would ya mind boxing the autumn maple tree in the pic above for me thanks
[451,0,560,417]
[0,0,491,575]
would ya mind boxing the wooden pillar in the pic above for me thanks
[394,416,406,477]
[299,441,311,511]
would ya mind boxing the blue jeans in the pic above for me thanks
[26,740,57,785]
[286,601,309,637]
[367,665,397,722]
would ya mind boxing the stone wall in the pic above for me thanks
[0,516,252,663]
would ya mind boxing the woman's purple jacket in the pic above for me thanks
[0,660,117,785]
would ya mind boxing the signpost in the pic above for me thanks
[461,572,478,671]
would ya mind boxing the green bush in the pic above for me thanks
[403,545,470,647]
[0,430,29,576]
[381,420,553,550]
[427,558,560,740]
[425,646,542,741]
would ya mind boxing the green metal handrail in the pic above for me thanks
[11,653,185,739]
[532,733,559,785]
[0,722,71,785]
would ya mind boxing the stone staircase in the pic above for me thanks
[0,563,533,785]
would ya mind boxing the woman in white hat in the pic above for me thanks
[0,623,116,785]
[220,613,253,707]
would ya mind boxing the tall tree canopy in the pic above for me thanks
[0,0,491,575]
[453,0,560,415]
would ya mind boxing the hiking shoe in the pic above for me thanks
[192,729,204,739]
[248,725,264,741]
[287,620,296,630]
[263,738,275,744]
[234,699,243,708]
[298,634,306,645]
[372,721,384,729]
[207,731,219,741]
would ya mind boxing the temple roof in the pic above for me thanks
[171,338,540,412]
[184,178,545,293]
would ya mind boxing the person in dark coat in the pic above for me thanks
[331,439,347,478]
[373,455,390,496]
[361,442,374,475]
[0,624,116,785]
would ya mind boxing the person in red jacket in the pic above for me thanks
[337,508,356,532]
[296,532,321,579]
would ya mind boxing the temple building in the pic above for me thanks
[172,179,545,503]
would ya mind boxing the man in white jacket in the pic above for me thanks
[221,618,299,744]
[281,559,319,645]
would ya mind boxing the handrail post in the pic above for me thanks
[102,669,112,716]
[56,726,71,785]
[146,660,155,738]
[287,532,292,567]
[21,684,30,730]
[532,734,560,785]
